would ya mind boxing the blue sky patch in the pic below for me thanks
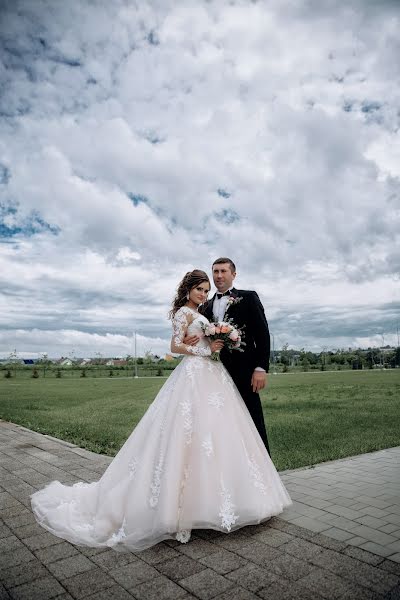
[217,188,231,198]
[214,209,240,224]
[127,193,149,206]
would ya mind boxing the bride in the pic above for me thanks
[31,269,292,551]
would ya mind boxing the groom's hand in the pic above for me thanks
[251,371,267,393]
[183,334,200,346]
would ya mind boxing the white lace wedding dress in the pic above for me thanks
[31,307,292,551]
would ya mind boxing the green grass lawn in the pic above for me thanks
[0,370,399,471]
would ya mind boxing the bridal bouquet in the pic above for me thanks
[201,319,245,361]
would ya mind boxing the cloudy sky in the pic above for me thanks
[0,0,399,359]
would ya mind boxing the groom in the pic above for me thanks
[186,257,271,455]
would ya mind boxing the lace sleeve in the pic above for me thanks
[171,308,211,357]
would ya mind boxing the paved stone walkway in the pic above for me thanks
[1,420,399,600]
[279,447,400,561]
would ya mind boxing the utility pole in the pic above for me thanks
[134,331,138,378]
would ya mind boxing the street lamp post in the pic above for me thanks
[271,333,276,374]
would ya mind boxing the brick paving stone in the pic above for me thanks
[0,524,13,540]
[0,505,30,521]
[308,533,347,552]
[356,515,391,529]
[321,527,356,542]
[62,568,115,599]
[268,519,316,541]
[179,568,234,600]
[131,575,188,600]
[299,566,378,600]
[251,529,294,547]
[346,535,369,547]
[7,575,66,600]
[75,545,109,557]
[22,532,65,551]
[257,579,324,600]
[12,523,47,540]
[199,549,248,575]
[213,587,259,600]
[388,541,400,554]
[289,516,332,533]
[211,531,253,552]
[0,582,11,599]
[33,542,79,565]
[310,548,400,594]
[90,548,139,571]
[381,524,400,535]
[1,548,36,571]
[46,554,94,580]
[85,584,134,600]
[2,514,36,531]
[134,542,180,564]
[224,562,280,592]
[343,545,385,566]
[178,538,218,560]
[109,561,159,589]
[360,541,399,558]
[279,538,324,561]
[0,536,24,554]
[0,560,48,590]
[156,555,207,582]
[360,507,394,519]
[380,559,400,576]
[268,552,316,581]
[0,494,21,510]
[233,540,282,565]
[384,515,400,526]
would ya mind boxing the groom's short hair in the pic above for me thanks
[212,257,236,273]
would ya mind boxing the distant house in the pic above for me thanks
[79,358,92,366]
[106,359,128,367]
[59,358,73,367]
[21,359,35,365]
[164,354,175,362]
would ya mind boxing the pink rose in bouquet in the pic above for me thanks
[201,319,245,361]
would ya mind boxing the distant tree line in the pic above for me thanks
[2,346,399,378]
[274,345,400,372]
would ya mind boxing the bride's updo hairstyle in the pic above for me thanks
[169,269,210,318]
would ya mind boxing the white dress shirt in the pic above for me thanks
[212,287,233,322]
[212,287,265,373]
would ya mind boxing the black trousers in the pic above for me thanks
[227,371,271,456]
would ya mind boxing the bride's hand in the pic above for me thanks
[210,339,224,352]
[183,334,200,346]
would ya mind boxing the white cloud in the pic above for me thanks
[0,0,399,357]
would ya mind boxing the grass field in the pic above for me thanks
[0,370,399,471]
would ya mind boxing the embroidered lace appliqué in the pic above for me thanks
[180,398,193,445]
[219,481,239,531]
[208,391,224,410]
[172,308,211,357]
[247,453,267,495]
[149,449,164,508]
[128,457,138,478]
[201,433,213,457]
[176,529,191,543]
[185,356,204,383]
[107,517,127,546]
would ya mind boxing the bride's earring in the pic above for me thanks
[186,293,190,300]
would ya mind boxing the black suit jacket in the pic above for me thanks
[201,288,270,375]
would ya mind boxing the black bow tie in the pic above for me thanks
[216,291,231,299]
